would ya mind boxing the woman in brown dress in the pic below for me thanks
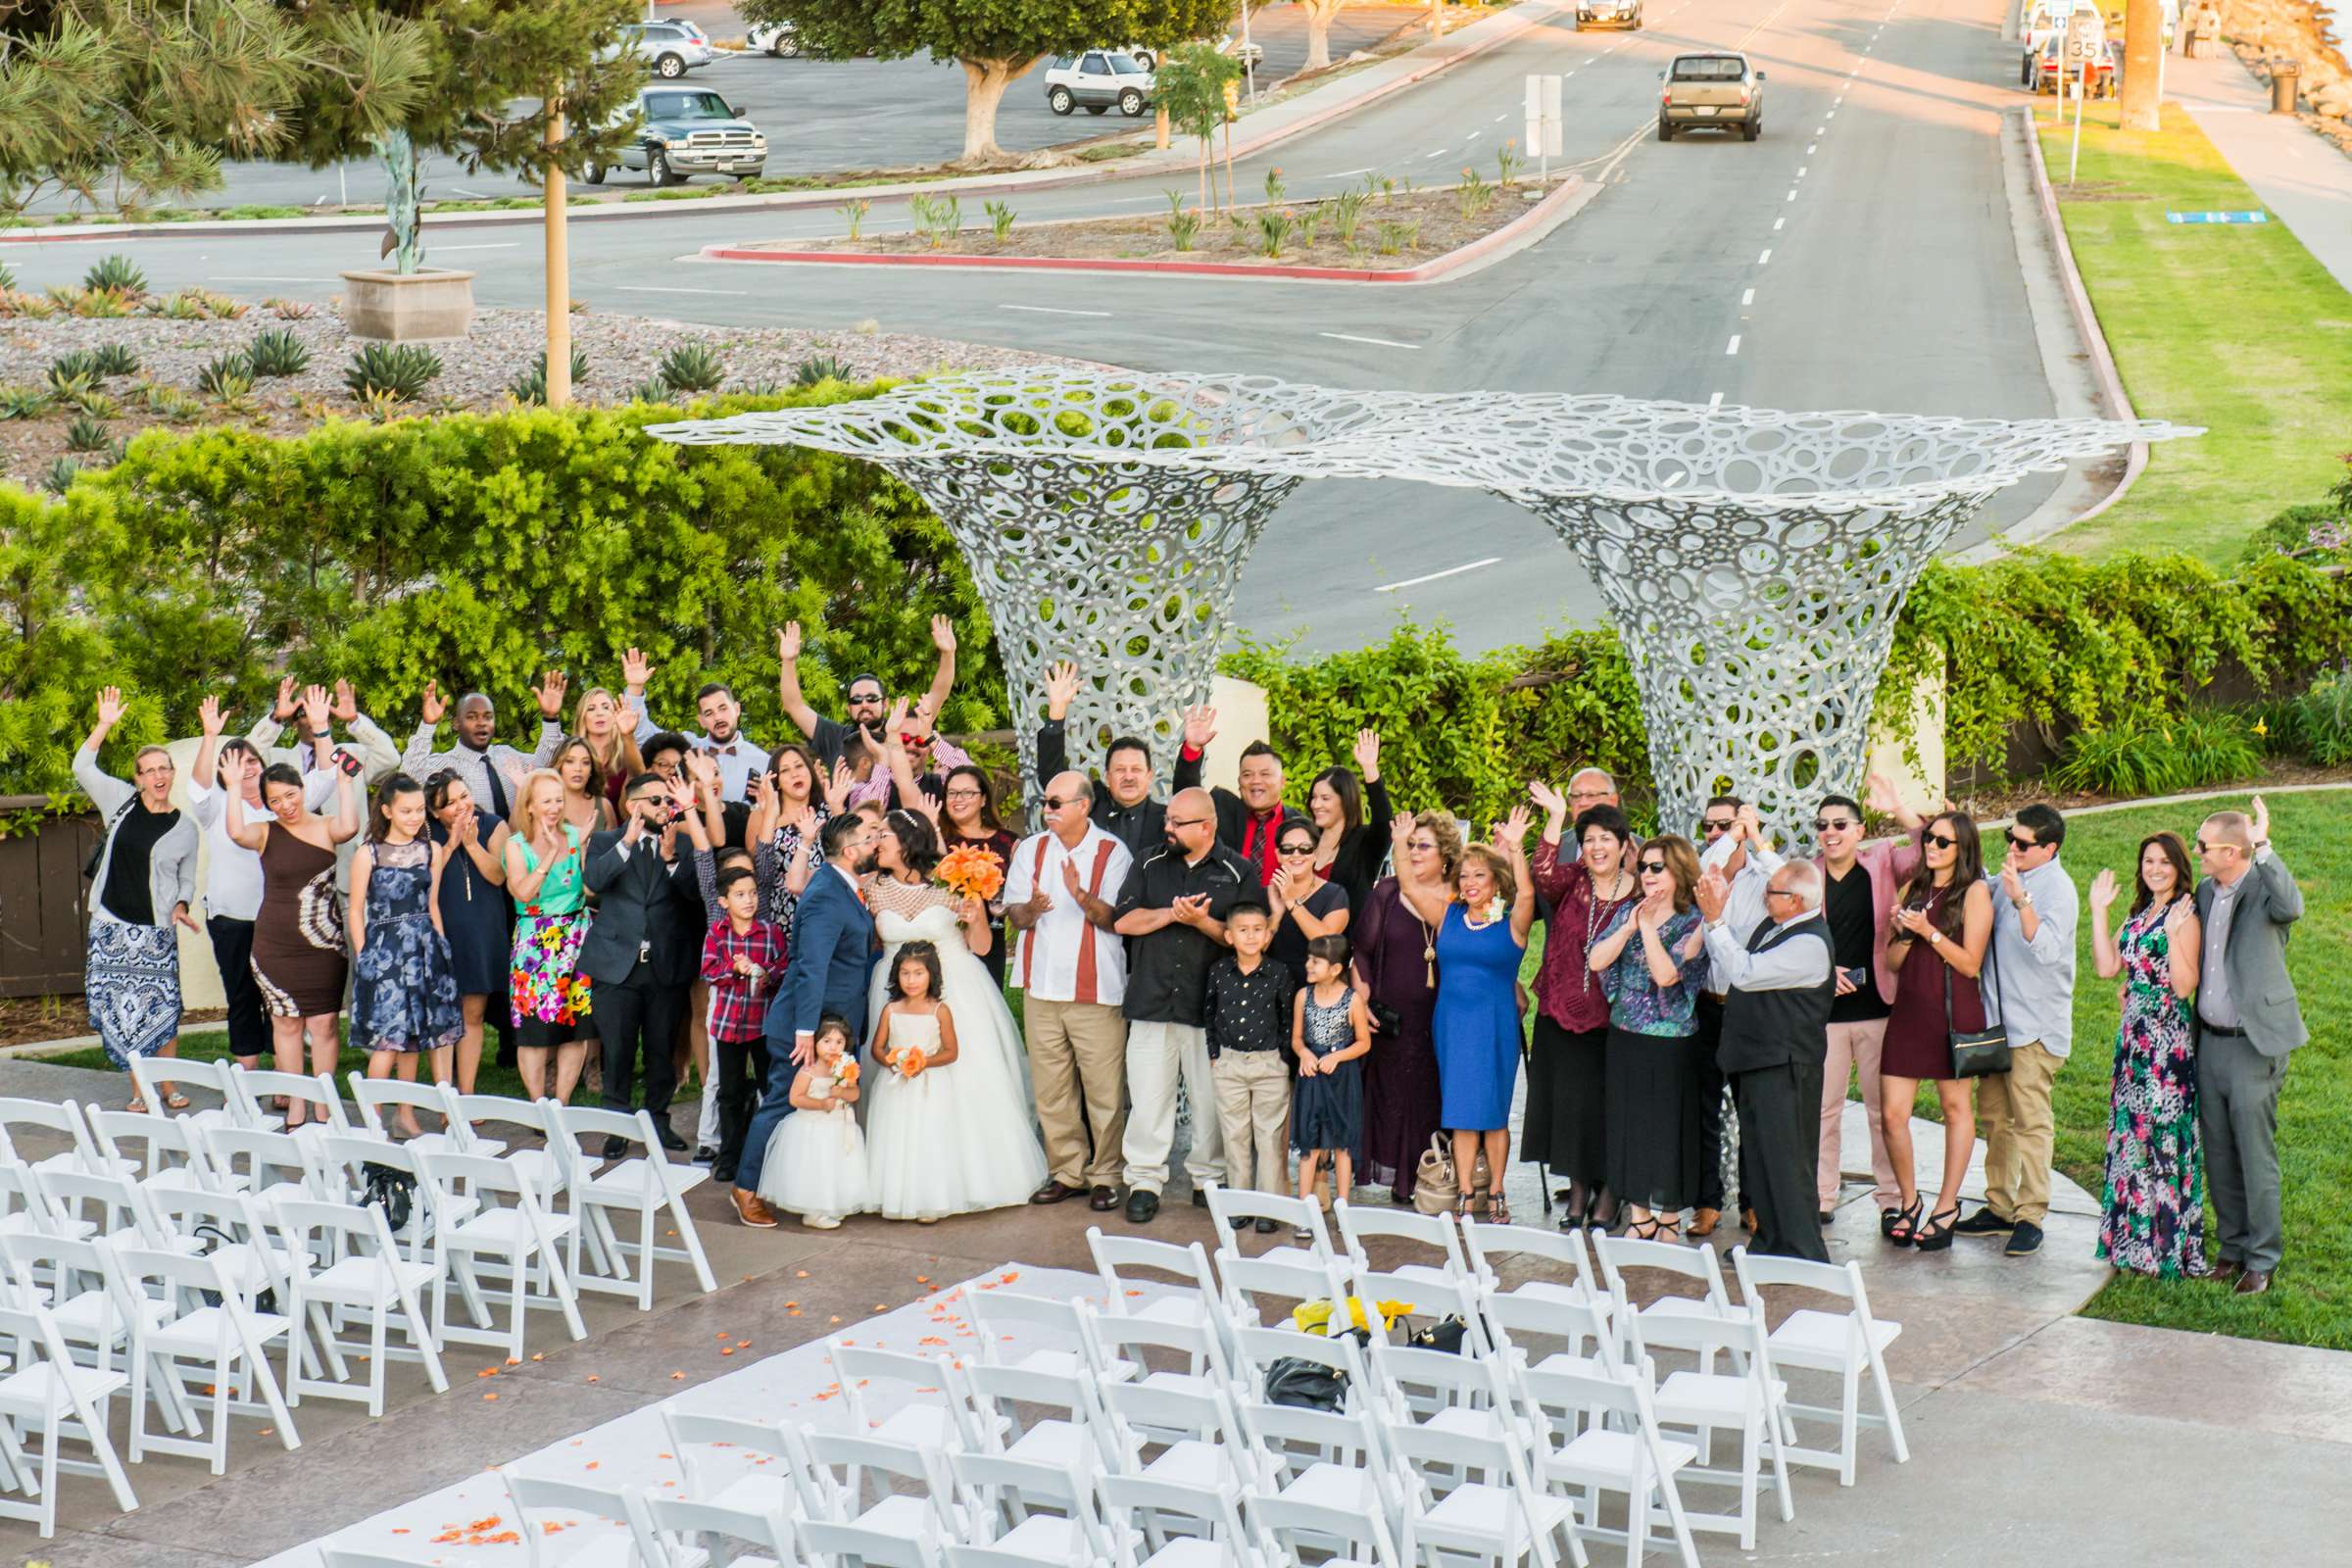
[223,685,361,1127]
[1878,810,1994,1251]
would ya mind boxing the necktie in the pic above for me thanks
[474,748,511,819]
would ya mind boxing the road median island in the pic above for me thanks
[705,172,1588,285]
[2035,101,2352,565]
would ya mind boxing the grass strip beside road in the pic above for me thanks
[2037,103,2352,565]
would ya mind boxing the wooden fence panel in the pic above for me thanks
[0,810,97,999]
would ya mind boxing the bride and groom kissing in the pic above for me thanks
[728,809,1045,1228]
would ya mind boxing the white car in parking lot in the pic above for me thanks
[748,19,801,57]
[1043,51,1155,118]
[606,20,713,78]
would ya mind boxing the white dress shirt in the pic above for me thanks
[1004,824,1133,1006]
[1703,917,1833,994]
[1700,829,1786,948]
[628,707,769,803]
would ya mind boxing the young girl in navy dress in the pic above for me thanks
[1292,934,1372,1240]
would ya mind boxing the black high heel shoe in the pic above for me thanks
[1884,1197,1924,1247]
[1913,1203,1962,1251]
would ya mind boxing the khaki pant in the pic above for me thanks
[1213,1051,1292,1198]
[1976,1038,2062,1225]
[1821,1018,1898,1209]
[1122,1020,1222,1196]
[1024,997,1129,1191]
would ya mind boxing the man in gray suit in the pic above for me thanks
[2191,797,2305,1298]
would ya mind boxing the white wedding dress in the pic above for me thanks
[861,884,1048,1220]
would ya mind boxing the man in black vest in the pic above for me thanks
[1698,856,1834,1261]
[580,772,701,1157]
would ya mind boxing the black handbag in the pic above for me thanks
[1264,1356,1348,1412]
[360,1161,416,1233]
[1407,1316,1472,1354]
[1945,918,2010,1078]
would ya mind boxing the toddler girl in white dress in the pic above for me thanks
[758,1014,870,1229]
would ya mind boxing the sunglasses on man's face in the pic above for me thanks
[1166,816,1209,830]
[1700,819,1736,835]
[847,692,885,708]
[1924,830,1959,850]
[2193,839,2239,856]
[2005,831,2039,851]
[1815,816,1856,832]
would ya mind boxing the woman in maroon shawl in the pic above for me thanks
[1353,809,1460,1202]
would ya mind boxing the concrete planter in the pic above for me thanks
[338,268,477,341]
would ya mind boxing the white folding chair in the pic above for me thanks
[310,1132,474,1276]
[1381,1367,1581,1568]
[1213,1242,1353,1339]
[129,1055,247,1131]
[1463,1218,1602,1309]
[1482,1285,1621,1399]
[1730,1248,1908,1486]
[1630,1294,1792,1549]
[85,1104,228,1197]
[232,1065,351,1135]
[547,1103,715,1307]
[273,1197,448,1415]
[789,1426,964,1551]
[1088,1229,1234,1372]
[1351,1261,1496,1360]
[951,1445,1124,1565]
[965,1287,1137,1384]
[1591,1233,1742,1376]
[1333,1199,1474,1293]
[444,1087,548,1165]
[1086,1311,1264,1496]
[1518,1358,1701,1568]
[1223,1325,1394,1544]
[961,1351,1124,1473]
[828,1338,995,1458]
[143,1184,303,1310]
[796,1519,948,1568]
[1245,1486,1408,1568]
[646,1489,803,1568]
[114,1243,300,1473]
[661,1407,800,1523]
[0,1161,89,1243]
[503,1469,672,1568]
[1203,1183,1348,1278]
[1096,1471,1271,1568]
[1363,1296,1509,1437]
[0,1099,129,1181]
[0,1298,138,1537]
[200,1124,323,1216]
[1079,1300,1246,1414]
[0,1230,192,1440]
[34,1166,182,1255]
[348,1073,469,1152]
[415,1150,585,1358]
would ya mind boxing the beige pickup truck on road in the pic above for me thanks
[1657,52,1768,142]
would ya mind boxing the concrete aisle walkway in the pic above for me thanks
[2170,48,2352,292]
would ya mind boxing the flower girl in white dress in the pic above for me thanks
[758,1014,871,1229]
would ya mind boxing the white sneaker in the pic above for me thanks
[801,1213,842,1230]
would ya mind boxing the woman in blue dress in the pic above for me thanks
[350,774,466,1136]
[1396,806,1537,1223]
[426,772,511,1095]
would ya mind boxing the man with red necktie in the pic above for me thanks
[1185,711,1307,887]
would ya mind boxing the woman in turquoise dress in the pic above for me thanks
[501,768,592,1106]
[1395,807,1537,1223]
[2088,832,2208,1279]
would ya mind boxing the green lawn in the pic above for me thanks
[2035,103,2352,564]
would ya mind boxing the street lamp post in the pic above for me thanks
[545,88,572,409]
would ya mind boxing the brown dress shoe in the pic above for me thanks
[731,1189,779,1228]
[2208,1258,2244,1284]
[2232,1268,2273,1297]
[1030,1180,1081,1205]
[1089,1185,1121,1211]
[1689,1207,1722,1239]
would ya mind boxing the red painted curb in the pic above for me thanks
[703,174,1585,285]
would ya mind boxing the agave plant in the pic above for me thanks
[0,261,14,292]
[626,376,674,405]
[89,343,141,379]
[0,384,54,420]
[71,290,136,318]
[793,354,850,388]
[41,457,82,495]
[197,352,255,399]
[72,390,122,419]
[65,415,112,453]
[82,255,149,298]
[507,345,591,405]
[142,384,207,422]
[192,289,248,319]
[246,328,312,378]
[265,297,318,320]
[151,291,206,320]
[354,386,413,422]
[343,343,442,402]
[657,341,725,395]
[47,352,98,388]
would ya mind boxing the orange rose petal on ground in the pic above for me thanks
[483,1393,498,1401]
[670,1371,685,1380]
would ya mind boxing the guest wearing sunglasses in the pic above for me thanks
[1586,836,1707,1239]
[1951,805,2079,1256]
[1267,824,1350,988]
[1879,811,1994,1250]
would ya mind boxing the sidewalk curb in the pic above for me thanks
[702,173,1588,286]
[0,4,1559,249]
[2017,106,2147,524]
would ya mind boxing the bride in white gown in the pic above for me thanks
[860,809,1047,1220]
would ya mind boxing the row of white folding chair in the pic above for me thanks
[0,1294,140,1538]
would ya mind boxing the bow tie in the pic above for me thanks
[709,743,736,758]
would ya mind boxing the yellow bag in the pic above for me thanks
[1290,1296,1414,1337]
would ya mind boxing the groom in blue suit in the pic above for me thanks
[731,811,881,1226]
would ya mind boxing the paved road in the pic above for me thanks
[16,3,1426,216]
[3,0,2068,657]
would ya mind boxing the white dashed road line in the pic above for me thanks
[1376,557,1501,593]
[615,285,750,296]
[1726,335,1741,356]
[1321,331,1422,350]
[1001,304,1112,317]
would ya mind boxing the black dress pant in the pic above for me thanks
[597,966,685,1119]
[1691,996,1733,1212]
[206,916,270,1064]
[1732,1060,1830,1261]
[711,1032,771,1183]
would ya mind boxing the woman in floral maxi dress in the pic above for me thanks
[2088,832,2208,1279]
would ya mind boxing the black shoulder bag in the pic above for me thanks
[1945,910,2010,1078]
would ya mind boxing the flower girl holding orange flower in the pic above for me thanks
[759,1014,870,1229]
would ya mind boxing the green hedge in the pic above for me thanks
[2,386,1001,801]
[8,390,2349,811]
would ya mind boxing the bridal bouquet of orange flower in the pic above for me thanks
[936,842,1006,905]
[831,1056,859,1092]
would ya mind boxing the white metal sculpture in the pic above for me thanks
[647,372,2194,838]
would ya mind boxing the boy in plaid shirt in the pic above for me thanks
[699,865,786,1184]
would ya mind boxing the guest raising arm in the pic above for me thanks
[400,670,567,819]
